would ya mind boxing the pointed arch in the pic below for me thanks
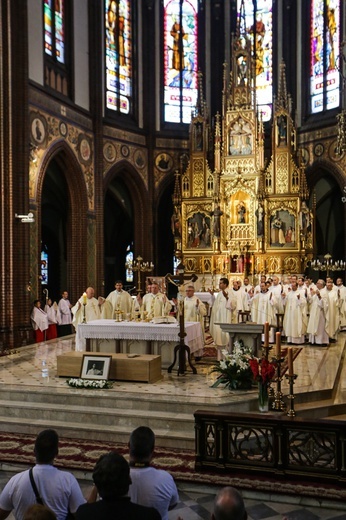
[35,140,89,300]
[305,160,346,260]
[103,161,151,291]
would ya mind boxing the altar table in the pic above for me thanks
[77,320,204,368]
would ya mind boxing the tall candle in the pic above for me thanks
[82,292,87,305]
[287,347,294,376]
[275,332,281,358]
[264,322,269,347]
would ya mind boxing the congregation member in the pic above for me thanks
[100,280,134,319]
[142,281,171,319]
[324,280,343,342]
[128,426,179,520]
[30,300,49,343]
[212,486,247,520]
[209,278,233,359]
[72,287,102,351]
[44,298,61,340]
[57,291,72,337]
[23,504,56,520]
[282,280,308,344]
[306,280,329,345]
[75,451,160,520]
[0,429,94,520]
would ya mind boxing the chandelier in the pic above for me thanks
[336,41,346,155]
[311,254,345,278]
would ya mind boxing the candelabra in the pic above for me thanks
[125,255,154,293]
[311,253,345,278]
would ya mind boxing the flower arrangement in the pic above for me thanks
[66,378,113,389]
[211,339,254,390]
[249,357,276,384]
[249,356,277,412]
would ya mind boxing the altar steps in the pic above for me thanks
[0,386,253,450]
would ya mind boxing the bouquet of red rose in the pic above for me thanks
[249,357,276,383]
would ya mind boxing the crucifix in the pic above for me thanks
[165,258,198,376]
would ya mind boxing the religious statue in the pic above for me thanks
[236,201,246,223]
[299,201,312,237]
[171,206,182,239]
[255,202,264,237]
[210,205,223,238]
[277,115,287,145]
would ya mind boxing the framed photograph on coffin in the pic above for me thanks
[81,355,111,380]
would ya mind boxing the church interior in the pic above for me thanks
[1,0,346,518]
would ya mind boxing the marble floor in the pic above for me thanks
[0,334,345,519]
[0,335,344,407]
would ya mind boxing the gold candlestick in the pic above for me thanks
[285,373,298,416]
[272,356,286,411]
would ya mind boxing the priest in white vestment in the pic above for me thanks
[250,282,276,342]
[100,280,134,319]
[282,281,308,344]
[142,282,171,319]
[268,276,285,316]
[226,281,249,322]
[72,287,102,351]
[174,285,206,358]
[306,280,329,345]
[209,278,233,359]
[324,281,343,341]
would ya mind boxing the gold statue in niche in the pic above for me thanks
[230,191,249,225]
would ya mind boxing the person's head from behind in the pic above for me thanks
[23,504,57,520]
[34,429,59,464]
[129,426,155,464]
[92,451,131,500]
[212,487,247,520]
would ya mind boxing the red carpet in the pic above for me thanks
[0,432,345,501]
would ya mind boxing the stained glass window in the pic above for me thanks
[105,0,132,114]
[125,247,133,283]
[44,0,65,64]
[238,0,273,122]
[163,0,199,124]
[310,0,340,114]
[41,250,48,285]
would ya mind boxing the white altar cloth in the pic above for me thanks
[77,320,204,367]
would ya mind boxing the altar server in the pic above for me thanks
[31,300,49,343]
[44,298,61,340]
